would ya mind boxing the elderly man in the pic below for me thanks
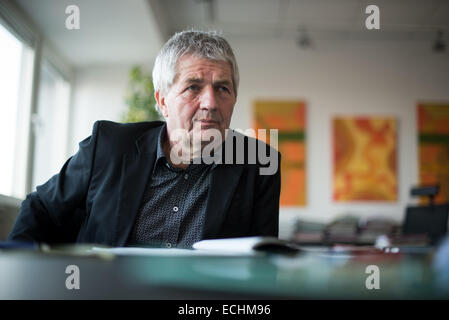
[9,30,281,248]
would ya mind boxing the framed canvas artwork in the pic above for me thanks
[417,103,449,204]
[253,100,306,206]
[333,117,397,202]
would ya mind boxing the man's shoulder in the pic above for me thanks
[223,129,281,175]
[92,120,165,152]
[95,120,164,136]
[227,129,281,157]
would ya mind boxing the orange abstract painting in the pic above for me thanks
[333,117,397,202]
[253,100,306,206]
[418,103,449,204]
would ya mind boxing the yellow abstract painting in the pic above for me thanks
[418,103,449,204]
[333,117,397,202]
[253,100,306,206]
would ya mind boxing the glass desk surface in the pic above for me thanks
[0,244,448,299]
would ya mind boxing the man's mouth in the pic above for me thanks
[198,119,219,126]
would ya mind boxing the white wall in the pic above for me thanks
[69,38,449,239]
[32,61,71,191]
[228,38,449,238]
[70,65,138,154]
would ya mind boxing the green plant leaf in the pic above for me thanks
[122,66,162,123]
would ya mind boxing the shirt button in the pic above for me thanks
[184,174,189,180]
[173,206,179,212]
[165,242,172,248]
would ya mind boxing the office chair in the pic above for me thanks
[402,185,449,245]
[403,204,449,245]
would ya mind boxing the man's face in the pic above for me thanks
[156,55,236,145]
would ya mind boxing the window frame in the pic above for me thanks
[0,0,73,201]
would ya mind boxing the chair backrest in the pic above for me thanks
[0,205,20,241]
[403,204,449,245]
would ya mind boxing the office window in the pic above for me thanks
[31,60,71,191]
[0,23,34,199]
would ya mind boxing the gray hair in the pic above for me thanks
[152,30,239,112]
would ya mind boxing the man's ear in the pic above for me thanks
[155,90,168,118]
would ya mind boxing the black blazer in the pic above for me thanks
[9,121,281,246]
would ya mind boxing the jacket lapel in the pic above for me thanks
[112,123,244,244]
[113,125,161,246]
[202,164,243,239]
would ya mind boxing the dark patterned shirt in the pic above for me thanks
[127,127,215,248]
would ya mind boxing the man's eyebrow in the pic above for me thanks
[183,77,233,87]
[213,79,232,85]
[184,77,204,84]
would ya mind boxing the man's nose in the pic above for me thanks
[199,86,218,110]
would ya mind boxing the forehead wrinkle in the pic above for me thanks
[174,57,233,88]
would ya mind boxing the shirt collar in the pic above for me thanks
[155,124,167,164]
[155,125,218,171]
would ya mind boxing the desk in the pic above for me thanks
[0,245,448,299]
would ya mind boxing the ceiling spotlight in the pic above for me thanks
[433,30,446,53]
[195,0,215,23]
[297,28,312,49]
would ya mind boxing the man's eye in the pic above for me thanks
[187,85,200,91]
[218,86,230,93]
